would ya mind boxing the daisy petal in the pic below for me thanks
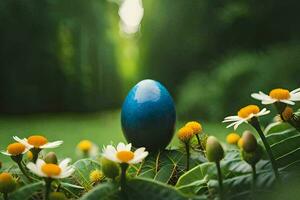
[40,141,63,149]
[290,88,300,94]
[117,143,126,151]
[280,100,295,105]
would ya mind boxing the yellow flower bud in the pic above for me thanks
[226,133,240,145]
[89,169,104,183]
[0,172,16,194]
[177,126,194,143]
[185,121,202,135]
[237,138,244,149]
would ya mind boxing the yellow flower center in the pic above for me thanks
[41,164,61,177]
[282,106,293,121]
[269,88,290,100]
[177,126,194,142]
[27,135,48,147]
[27,151,33,160]
[237,105,260,118]
[0,172,14,183]
[89,170,103,183]
[77,140,92,152]
[7,143,26,156]
[237,138,244,149]
[185,121,202,135]
[116,151,134,163]
[226,133,241,145]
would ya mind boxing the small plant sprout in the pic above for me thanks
[226,133,240,145]
[206,136,224,199]
[26,157,74,200]
[0,172,17,200]
[240,131,262,191]
[185,121,203,146]
[1,142,32,181]
[77,140,99,158]
[177,126,194,171]
[223,105,280,181]
[13,135,63,162]
[102,142,148,191]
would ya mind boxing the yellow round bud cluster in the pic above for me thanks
[177,126,194,143]
[226,133,240,145]
[0,172,16,194]
[185,121,202,135]
[89,169,104,183]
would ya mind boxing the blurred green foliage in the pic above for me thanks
[0,0,299,117]
[177,42,300,120]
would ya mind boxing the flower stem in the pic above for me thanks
[216,161,223,199]
[31,148,41,163]
[17,161,32,182]
[44,178,52,200]
[3,193,8,200]
[184,142,190,171]
[251,164,256,191]
[250,117,280,181]
[120,163,128,191]
[195,134,201,146]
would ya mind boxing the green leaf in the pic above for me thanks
[80,182,121,200]
[176,162,213,188]
[265,122,292,135]
[81,178,190,200]
[126,178,189,200]
[72,159,101,191]
[9,182,43,200]
[129,149,200,184]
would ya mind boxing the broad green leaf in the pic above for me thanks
[81,178,191,200]
[126,178,189,200]
[9,182,43,200]
[130,149,200,184]
[265,122,292,135]
[80,182,120,200]
[176,162,213,187]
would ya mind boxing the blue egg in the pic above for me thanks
[121,79,176,151]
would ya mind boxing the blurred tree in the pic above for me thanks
[0,0,121,113]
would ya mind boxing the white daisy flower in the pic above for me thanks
[1,142,29,156]
[26,158,74,179]
[223,105,270,130]
[251,88,300,105]
[102,142,148,164]
[13,135,63,149]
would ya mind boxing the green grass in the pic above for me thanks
[0,111,231,167]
